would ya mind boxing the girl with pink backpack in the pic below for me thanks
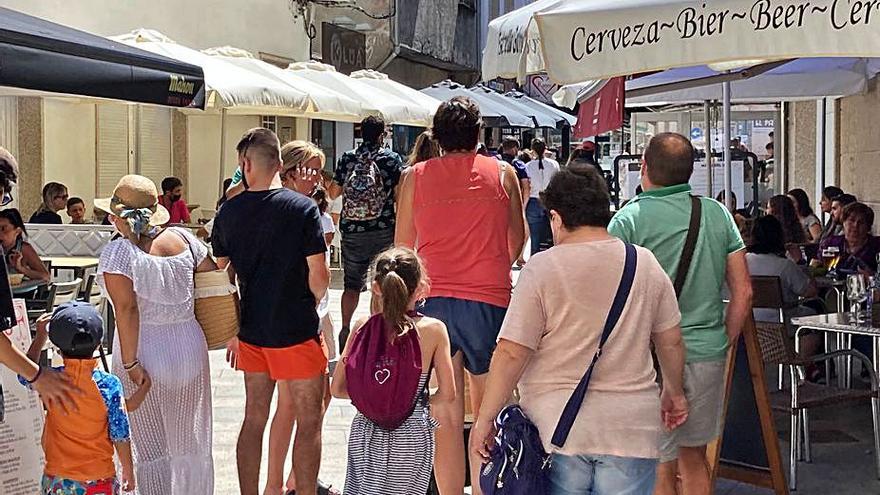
[331,247,455,494]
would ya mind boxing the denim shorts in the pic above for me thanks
[420,297,506,375]
[341,228,394,291]
[548,453,657,495]
[659,359,727,462]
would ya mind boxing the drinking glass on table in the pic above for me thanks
[847,274,868,321]
[826,246,841,269]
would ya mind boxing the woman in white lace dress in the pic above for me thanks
[95,175,215,494]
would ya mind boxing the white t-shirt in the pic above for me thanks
[317,212,336,319]
[329,196,343,215]
[525,157,561,197]
[320,212,336,238]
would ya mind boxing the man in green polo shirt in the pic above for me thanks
[608,133,753,495]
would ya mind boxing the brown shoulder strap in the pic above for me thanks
[673,196,702,299]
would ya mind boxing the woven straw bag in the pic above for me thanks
[175,228,239,350]
[193,270,239,350]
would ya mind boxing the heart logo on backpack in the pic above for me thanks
[374,369,391,385]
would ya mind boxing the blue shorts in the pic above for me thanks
[420,297,506,375]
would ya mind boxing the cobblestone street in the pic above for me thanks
[211,269,364,493]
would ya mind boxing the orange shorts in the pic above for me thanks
[237,337,328,380]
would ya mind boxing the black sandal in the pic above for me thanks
[318,479,340,495]
[286,479,339,495]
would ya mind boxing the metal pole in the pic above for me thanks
[704,100,714,197]
[219,108,227,195]
[722,81,733,210]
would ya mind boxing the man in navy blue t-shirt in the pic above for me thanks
[212,128,330,495]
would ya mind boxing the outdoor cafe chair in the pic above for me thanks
[752,275,880,491]
[51,278,83,307]
[77,273,97,303]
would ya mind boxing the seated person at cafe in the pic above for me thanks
[826,193,858,242]
[818,186,845,243]
[66,197,88,224]
[746,215,823,377]
[30,182,68,224]
[0,208,50,282]
[158,176,191,225]
[768,194,807,262]
[820,202,880,275]
[747,216,821,320]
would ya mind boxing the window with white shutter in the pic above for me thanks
[0,97,18,156]
[136,106,172,188]
[96,104,132,198]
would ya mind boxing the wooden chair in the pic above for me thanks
[752,276,880,491]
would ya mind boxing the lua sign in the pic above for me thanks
[322,23,366,75]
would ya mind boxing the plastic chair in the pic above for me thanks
[51,278,83,307]
[77,273,96,303]
[752,276,880,491]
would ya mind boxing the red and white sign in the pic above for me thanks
[574,76,624,138]
[524,74,560,105]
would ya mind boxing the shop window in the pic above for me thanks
[311,119,336,166]
[261,116,278,133]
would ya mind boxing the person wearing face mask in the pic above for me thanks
[158,176,191,225]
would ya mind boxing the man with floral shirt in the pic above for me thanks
[327,116,405,352]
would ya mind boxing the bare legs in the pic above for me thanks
[339,289,360,350]
[432,353,489,495]
[654,446,711,495]
[280,374,326,495]
[239,372,325,495]
[238,373,275,495]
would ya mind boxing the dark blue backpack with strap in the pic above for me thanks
[479,243,639,495]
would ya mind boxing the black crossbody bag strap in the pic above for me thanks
[673,196,702,299]
[550,243,638,448]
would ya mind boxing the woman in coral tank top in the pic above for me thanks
[395,96,526,495]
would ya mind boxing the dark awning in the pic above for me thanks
[0,8,205,108]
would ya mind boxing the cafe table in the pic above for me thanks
[11,279,46,296]
[41,256,99,280]
[793,312,880,389]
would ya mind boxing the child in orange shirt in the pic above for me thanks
[22,301,150,494]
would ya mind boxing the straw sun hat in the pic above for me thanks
[94,175,170,227]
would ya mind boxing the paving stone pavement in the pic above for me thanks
[209,268,880,494]
[212,269,361,494]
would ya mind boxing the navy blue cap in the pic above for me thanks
[49,301,104,355]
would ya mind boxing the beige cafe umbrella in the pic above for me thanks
[286,62,433,127]
[202,46,367,123]
[350,70,442,123]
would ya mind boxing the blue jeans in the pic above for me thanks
[526,198,553,255]
[548,453,657,495]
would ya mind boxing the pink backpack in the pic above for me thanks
[345,313,423,429]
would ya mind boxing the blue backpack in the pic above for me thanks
[479,243,638,495]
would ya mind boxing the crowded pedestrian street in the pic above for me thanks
[4,1,880,495]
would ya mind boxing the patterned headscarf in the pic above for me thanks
[114,198,160,241]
